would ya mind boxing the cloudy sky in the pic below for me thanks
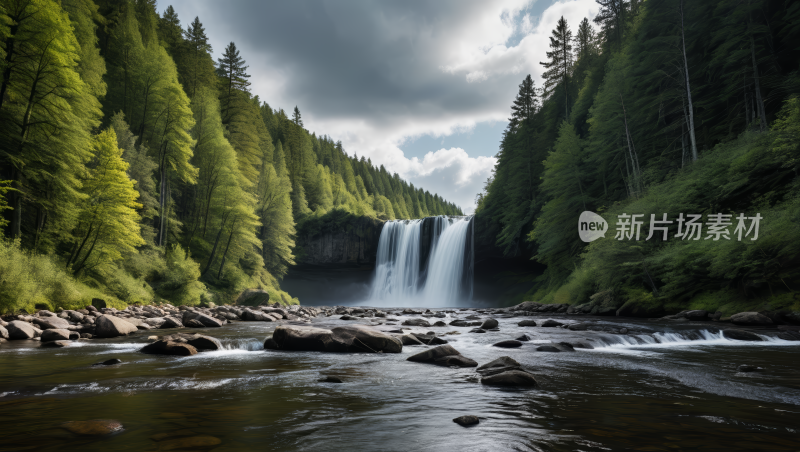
[162,0,599,213]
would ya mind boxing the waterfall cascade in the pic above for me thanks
[369,215,474,306]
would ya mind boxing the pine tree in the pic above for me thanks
[541,16,573,120]
[158,5,183,58]
[292,106,303,127]
[218,41,251,121]
[180,16,214,99]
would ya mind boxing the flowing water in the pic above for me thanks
[370,216,473,306]
[2,313,799,451]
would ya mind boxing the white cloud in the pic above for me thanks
[168,0,599,214]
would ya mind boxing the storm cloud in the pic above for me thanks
[165,0,598,212]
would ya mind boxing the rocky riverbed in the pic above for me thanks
[1,302,799,451]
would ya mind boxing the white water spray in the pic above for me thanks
[369,216,473,306]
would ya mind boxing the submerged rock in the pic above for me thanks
[567,323,588,331]
[492,340,522,348]
[402,318,431,327]
[62,419,123,436]
[93,359,123,366]
[737,364,764,372]
[433,355,478,367]
[540,320,563,328]
[515,334,530,342]
[481,370,538,387]
[453,415,479,426]
[319,376,343,383]
[722,329,763,341]
[536,345,562,352]
[469,328,486,334]
[517,320,537,327]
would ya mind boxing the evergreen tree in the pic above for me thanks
[541,16,574,119]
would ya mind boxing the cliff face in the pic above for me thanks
[294,215,384,266]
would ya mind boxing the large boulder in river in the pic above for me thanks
[161,333,222,350]
[406,344,476,367]
[140,340,198,356]
[480,318,499,329]
[41,328,71,342]
[540,319,563,327]
[402,318,431,327]
[477,356,522,376]
[6,320,37,339]
[518,320,537,327]
[265,325,402,353]
[492,340,522,348]
[730,312,773,326]
[160,317,184,329]
[481,370,538,387]
[181,310,223,328]
[95,315,138,338]
[722,329,763,341]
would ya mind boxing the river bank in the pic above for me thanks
[1,302,800,451]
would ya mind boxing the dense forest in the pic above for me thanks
[0,0,462,313]
[476,0,800,313]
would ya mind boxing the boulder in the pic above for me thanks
[402,318,431,327]
[684,310,709,321]
[407,344,463,363]
[433,321,447,327]
[33,316,71,330]
[536,345,562,352]
[236,289,270,306]
[62,419,122,436]
[265,325,402,353]
[453,415,479,426]
[394,334,425,346]
[161,333,222,351]
[95,315,138,338]
[515,334,530,342]
[181,311,223,328]
[568,323,588,331]
[449,320,470,327]
[6,320,36,340]
[41,329,71,342]
[540,320,563,327]
[90,298,107,310]
[480,318,499,329]
[339,315,359,320]
[140,340,198,356]
[492,340,523,348]
[481,370,538,387]
[730,312,773,326]
[737,364,764,372]
[433,355,478,367]
[518,320,537,327]
[722,329,763,341]
[160,317,184,329]
[42,340,70,348]
[477,356,522,376]
[93,359,123,366]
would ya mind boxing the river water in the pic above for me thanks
[1,310,799,451]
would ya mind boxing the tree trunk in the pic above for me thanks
[750,36,767,132]
[679,0,698,161]
[217,217,238,279]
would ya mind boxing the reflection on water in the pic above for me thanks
[1,314,799,451]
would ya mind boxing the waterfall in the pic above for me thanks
[369,216,473,306]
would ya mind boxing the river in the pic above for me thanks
[1,310,799,451]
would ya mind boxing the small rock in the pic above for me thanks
[515,334,530,342]
[469,328,486,333]
[730,312,773,326]
[518,320,537,327]
[492,340,522,348]
[737,364,764,373]
[453,415,479,426]
[480,318,499,329]
[619,328,629,334]
[318,376,343,383]
[340,315,358,320]
[93,359,123,366]
[140,340,198,356]
[428,336,449,345]
[536,345,561,352]
[568,323,588,331]
[540,320,563,327]
[62,419,123,435]
[433,321,446,327]
[433,355,478,367]
[402,318,431,327]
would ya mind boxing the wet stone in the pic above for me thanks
[62,419,123,436]
[453,415,480,426]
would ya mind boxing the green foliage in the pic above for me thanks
[155,245,206,306]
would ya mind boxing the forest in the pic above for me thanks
[0,0,462,313]
[476,0,800,313]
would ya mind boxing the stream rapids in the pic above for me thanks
[1,309,800,451]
